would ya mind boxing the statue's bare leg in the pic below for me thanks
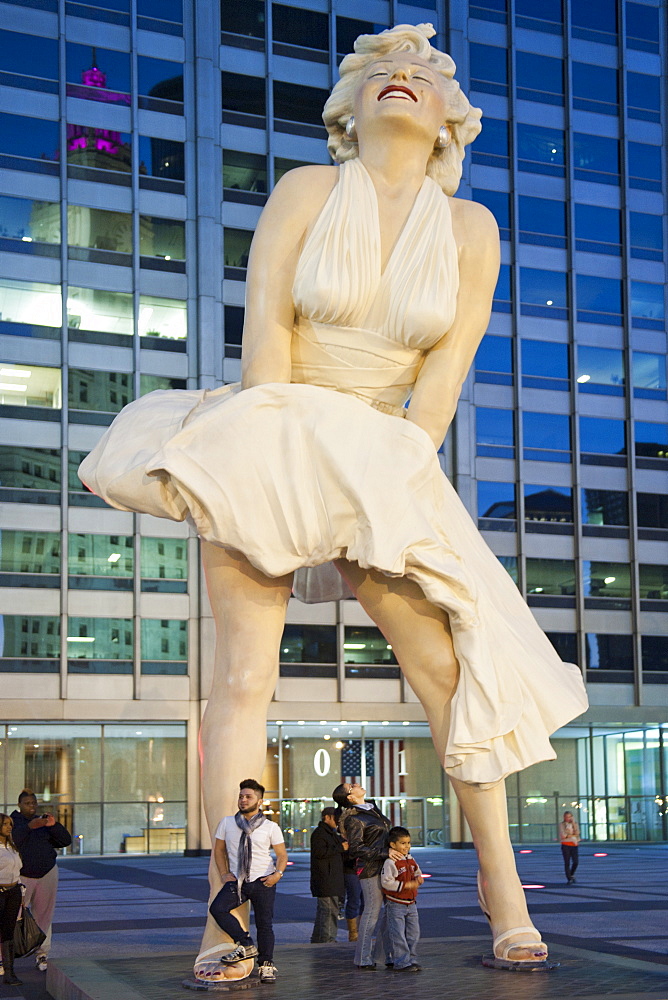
[195,542,292,982]
[335,560,547,962]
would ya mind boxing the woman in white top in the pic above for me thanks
[80,23,587,980]
[0,813,23,985]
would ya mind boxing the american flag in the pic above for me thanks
[341,739,405,798]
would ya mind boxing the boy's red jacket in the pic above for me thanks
[380,855,422,903]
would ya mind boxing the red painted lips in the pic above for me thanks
[377,85,418,102]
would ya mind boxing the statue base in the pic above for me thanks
[182,976,261,992]
[481,955,560,972]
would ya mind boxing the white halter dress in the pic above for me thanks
[80,159,588,786]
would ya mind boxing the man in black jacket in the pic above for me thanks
[310,807,345,943]
[11,788,71,973]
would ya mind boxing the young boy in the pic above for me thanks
[380,826,423,973]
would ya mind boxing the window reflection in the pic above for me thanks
[474,335,512,385]
[626,2,660,52]
[526,558,576,597]
[522,412,571,462]
[545,633,578,664]
[470,43,507,96]
[68,369,132,413]
[471,118,509,169]
[524,485,573,523]
[634,421,668,460]
[273,81,329,127]
[0,446,61,504]
[0,29,58,93]
[638,566,668,601]
[141,620,188,674]
[224,228,253,269]
[576,346,625,395]
[138,136,185,191]
[222,71,266,121]
[518,196,566,248]
[222,0,265,39]
[140,537,188,593]
[477,481,516,523]
[273,3,328,52]
[65,43,130,104]
[586,634,634,679]
[637,493,668,531]
[575,204,621,255]
[0,111,59,174]
[583,561,631,599]
[630,281,664,328]
[515,0,562,32]
[0,615,61,672]
[629,212,663,261]
[572,63,618,115]
[581,489,629,527]
[573,133,619,185]
[520,268,568,318]
[280,625,336,664]
[521,340,569,391]
[579,416,626,459]
[67,617,134,673]
[67,205,132,261]
[627,71,661,122]
[576,275,622,325]
[138,56,184,113]
[628,142,662,191]
[223,150,267,195]
[631,353,667,400]
[0,530,60,586]
[344,626,398,678]
[571,0,618,45]
[139,216,186,264]
[516,122,565,177]
[516,51,563,105]
[476,408,515,458]
[68,533,133,589]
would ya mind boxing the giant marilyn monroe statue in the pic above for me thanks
[80,23,587,982]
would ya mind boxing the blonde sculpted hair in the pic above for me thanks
[323,23,482,196]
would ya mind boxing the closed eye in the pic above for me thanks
[413,75,432,83]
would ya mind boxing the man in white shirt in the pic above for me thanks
[209,779,287,983]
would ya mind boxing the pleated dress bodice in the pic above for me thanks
[291,158,459,416]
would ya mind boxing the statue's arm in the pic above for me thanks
[405,200,500,448]
[241,165,337,389]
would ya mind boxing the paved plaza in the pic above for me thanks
[1,844,666,1000]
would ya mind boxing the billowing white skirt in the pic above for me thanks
[79,382,588,786]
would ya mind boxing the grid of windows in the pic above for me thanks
[0,0,665,712]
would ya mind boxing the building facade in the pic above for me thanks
[0,0,666,852]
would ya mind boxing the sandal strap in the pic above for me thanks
[494,926,544,960]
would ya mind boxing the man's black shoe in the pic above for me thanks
[356,964,377,971]
[395,964,421,973]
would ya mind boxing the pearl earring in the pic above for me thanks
[435,125,451,148]
[345,116,358,141]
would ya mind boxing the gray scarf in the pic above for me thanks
[234,810,266,882]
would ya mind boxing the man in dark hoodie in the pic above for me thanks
[309,807,346,943]
[11,788,71,973]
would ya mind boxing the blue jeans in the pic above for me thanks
[343,871,362,919]
[385,899,420,970]
[209,878,277,964]
[354,876,390,967]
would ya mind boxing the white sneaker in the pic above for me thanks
[258,962,277,983]
[36,954,48,972]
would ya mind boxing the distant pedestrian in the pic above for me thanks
[310,807,345,943]
[380,827,423,973]
[559,811,581,884]
[11,789,71,973]
[0,813,23,986]
[209,779,287,983]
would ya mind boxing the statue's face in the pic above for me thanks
[354,52,448,145]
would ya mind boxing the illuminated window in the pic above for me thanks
[0,363,61,409]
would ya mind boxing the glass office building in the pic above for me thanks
[0,0,666,851]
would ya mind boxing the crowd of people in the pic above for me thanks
[0,780,585,986]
